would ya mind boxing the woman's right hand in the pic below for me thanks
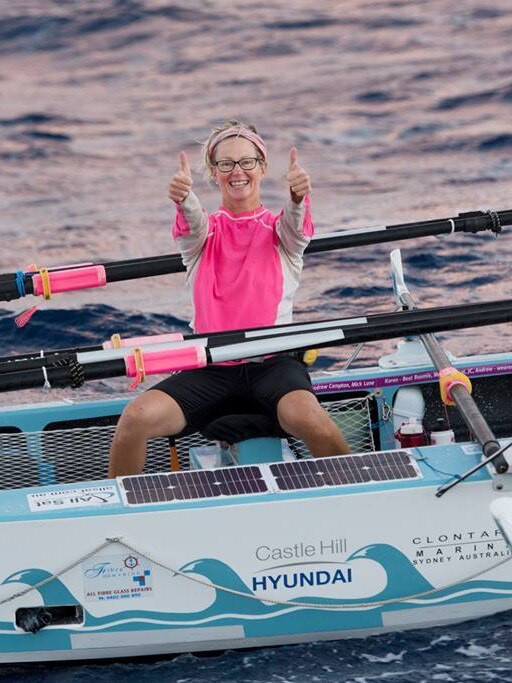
[168,151,193,203]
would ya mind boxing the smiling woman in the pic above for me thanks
[108,119,350,478]
[209,135,267,213]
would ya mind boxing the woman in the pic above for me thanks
[108,121,349,477]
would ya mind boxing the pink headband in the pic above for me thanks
[208,126,268,161]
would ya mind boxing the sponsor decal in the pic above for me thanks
[27,485,120,511]
[313,362,512,394]
[410,528,511,565]
[255,537,347,562]
[253,536,353,592]
[252,567,352,591]
[83,553,154,601]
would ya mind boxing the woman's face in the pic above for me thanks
[211,137,267,212]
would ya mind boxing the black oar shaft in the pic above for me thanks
[2,298,512,376]
[2,298,512,392]
[306,209,511,254]
[2,208,510,301]
[0,360,126,392]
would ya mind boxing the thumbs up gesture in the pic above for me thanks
[286,147,311,203]
[168,151,193,203]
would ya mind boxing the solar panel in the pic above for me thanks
[269,450,421,492]
[120,465,269,506]
[119,451,421,506]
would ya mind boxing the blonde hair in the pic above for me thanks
[200,119,266,182]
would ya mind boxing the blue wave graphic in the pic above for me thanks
[2,544,511,653]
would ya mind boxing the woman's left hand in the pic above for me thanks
[286,147,311,203]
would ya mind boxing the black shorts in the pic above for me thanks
[150,355,313,434]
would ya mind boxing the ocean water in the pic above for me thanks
[1,0,512,680]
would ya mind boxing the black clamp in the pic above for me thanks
[55,358,85,388]
[458,210,502,235]
[484,209,502,235]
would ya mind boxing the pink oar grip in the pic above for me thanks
[103,333,184,349]
[32,265,107,296]
[125,345,207,376]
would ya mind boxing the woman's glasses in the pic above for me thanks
[213,157,263,173]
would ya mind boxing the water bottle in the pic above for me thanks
[429,417,455,445]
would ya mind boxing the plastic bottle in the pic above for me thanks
[395,417,428,448]
[429,416,455,445]
[393,386,426,448]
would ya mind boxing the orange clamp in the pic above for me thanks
[128,347,146,391]
[110,333,122,349]
[438,366,472,406]
[39,268,52,300]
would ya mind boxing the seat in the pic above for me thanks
[197,413,289,466]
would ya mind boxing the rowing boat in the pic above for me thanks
[1,209,512,663]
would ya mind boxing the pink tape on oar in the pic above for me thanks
[32,265,107,296]
[103,332,184,350]
[125,345,207,379]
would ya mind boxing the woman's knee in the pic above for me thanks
[277,390,324,432]
[117,390,186,438]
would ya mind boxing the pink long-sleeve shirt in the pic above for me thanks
[173,192,314,333]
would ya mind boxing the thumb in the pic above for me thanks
[289,147,299,171]
[179,151,191,178]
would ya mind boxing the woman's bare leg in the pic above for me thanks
[108,389,187,477]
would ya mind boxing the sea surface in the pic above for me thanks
[1,0,512,680]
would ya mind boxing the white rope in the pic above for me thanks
[2,536,511,612]
[41,366,51,391]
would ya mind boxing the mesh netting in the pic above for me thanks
[288,396,375,458]
[0,396,374,490]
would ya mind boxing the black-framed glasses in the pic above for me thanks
[213,157,263,173]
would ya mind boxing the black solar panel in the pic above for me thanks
[119,451,420,506]
[120,465,268,505]
[269,450,420,491]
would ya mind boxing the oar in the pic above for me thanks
[1,208,508,302]
[390,248,508,474]
[2,297,512,393]
[0,332,186,373]
[2,294,512,378]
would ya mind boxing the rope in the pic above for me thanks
[2,536,510,613]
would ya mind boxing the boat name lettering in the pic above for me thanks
[255,538,347,561]
[412,530,502,545]
[253,567,353,591]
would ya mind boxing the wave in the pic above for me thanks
[435,82,512,111]
[0,3,218,54]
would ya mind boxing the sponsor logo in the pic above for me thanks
[252,567,353,591]
[410,528,511,564]
[27,485,119,511]
[83,554,154,602]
